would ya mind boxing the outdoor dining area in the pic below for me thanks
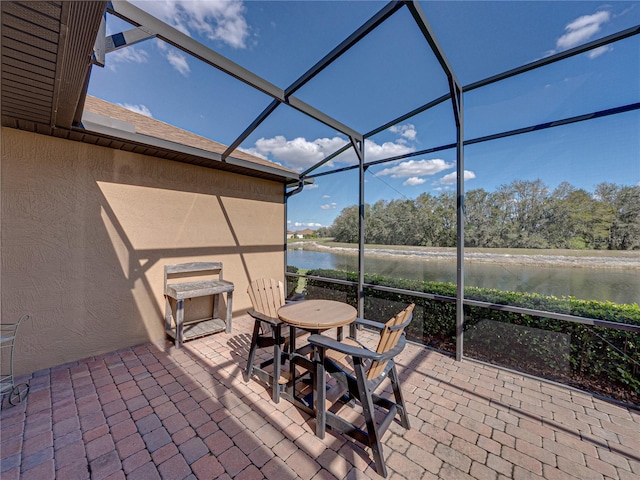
[2,287,639,479]
[2,0,639,478]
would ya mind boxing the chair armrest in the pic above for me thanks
[247,308,281,326]
[308,334,384,361]
[308,333,407,362]
[353,317,386,331]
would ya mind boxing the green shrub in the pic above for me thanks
[298,268,640,403]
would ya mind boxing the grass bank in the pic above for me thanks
[288,239,640,269]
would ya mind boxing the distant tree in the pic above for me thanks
[509,179,550,248]
[315,226,331,238]
[365,201,388,244]
[324,180,637,250]
[415,193,442,246]
[464,188,501,247]
[605,184,640,250]
[433,192,456,247]
[329,205,359,243]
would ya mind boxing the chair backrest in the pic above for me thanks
[247,278,286,319]
[368,303,415,380]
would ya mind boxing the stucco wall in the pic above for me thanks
[1,127,286,375]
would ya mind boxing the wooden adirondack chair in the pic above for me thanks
[244,278,305,402]
[307,303,415,477]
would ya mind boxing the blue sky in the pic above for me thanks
[88,1,639,230]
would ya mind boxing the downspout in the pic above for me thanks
[284,180,305,281]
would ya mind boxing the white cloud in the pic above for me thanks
[305,184,319,189]
[107,46,149,70]
[166,50,191,76]
[320,203,337,210]
[119,103,153,117]
[555,11,611,51]
[403,177,426,186]
[587,45,612,59]
[293,222,321,228]
[133,0,249,48]
[389,124,417,142]
[322,195,331,199]
[439,170,476,185]
[245,129,416,172]
[245,136,348,171]
[364,139,415,162]
[376,159,453,178]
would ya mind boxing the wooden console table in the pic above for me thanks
[164,262,234,348]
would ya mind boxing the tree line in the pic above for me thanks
[319,180,640,250]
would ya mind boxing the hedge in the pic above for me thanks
[288,268,640,404]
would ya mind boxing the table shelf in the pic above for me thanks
[165,317,227,342]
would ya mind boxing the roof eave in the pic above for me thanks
[73,119,300,184]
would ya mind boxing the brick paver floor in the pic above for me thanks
[1,314,638,479]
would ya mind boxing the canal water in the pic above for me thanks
[287,248,639,305]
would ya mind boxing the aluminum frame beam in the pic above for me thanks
[451,80,465,362]
[307,24,639,178]
[285,1,404,98]
[304,102,640,180]
[465,24,640,93]
[107,0,360,141]
[300,0,465,176]
[105,27,154,53]
[405,1,460,87]
[351,137,367,322]
[223,1,403,161]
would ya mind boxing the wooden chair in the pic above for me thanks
[307,303,415,477]
[243,278,305,402]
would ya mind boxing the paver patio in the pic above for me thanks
[1,314,638,479]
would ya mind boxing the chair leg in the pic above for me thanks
[244,321,261,382]
[315,347,327,439]
[272,325,282,403]
[390,363,410,430]
[354,360,388,478]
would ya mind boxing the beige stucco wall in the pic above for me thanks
[1,127,286,375]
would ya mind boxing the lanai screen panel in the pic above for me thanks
[422,1,640,85]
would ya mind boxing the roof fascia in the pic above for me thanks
[79,115,300,182]
[52,1,106,128]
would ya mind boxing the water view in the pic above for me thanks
[287,247,639,305]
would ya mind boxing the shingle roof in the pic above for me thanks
[83,95,298,177]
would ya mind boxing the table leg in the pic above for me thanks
[225,291,233,333]
[213,293,219,325]
[287,325,297,396]
[176,299,184,348]
[164,296,172,334]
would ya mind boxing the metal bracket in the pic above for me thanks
[92,5,155,68]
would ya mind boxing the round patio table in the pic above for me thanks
[277,299,357,436]
[277,299,357,330]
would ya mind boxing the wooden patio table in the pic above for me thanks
[277,299,357,436]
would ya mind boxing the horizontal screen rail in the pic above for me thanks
[285,272,640,333]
